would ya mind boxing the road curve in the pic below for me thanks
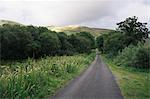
[51,54,124,99]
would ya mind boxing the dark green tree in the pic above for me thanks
[103,32,125,56]
[69,34,91,53]
[117,16,149,45]
[76,32,95,49]
[0,24,32,59]
[57,32,74,55]
[96,35,104,53]
[39,31,60,55]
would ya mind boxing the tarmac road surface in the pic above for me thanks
[51,54,124,99]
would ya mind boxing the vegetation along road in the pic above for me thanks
[51,54,124,99]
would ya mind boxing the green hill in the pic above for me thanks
[0,20,22,25]
[47,25,113,37]
[0,20,113,37]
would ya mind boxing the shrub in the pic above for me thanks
[131,46,150,69]
[115,44,150,69]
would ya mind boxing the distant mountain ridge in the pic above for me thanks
[47,25,113,37]
[0,20,22,25]
[0,20,113,37]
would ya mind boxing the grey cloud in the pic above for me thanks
[0,0,149,29]
[142,0,150,5]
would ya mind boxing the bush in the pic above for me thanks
[115,44,150,69]
[132,46,150,69]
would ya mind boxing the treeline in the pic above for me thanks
[0,24,95,60]
[96,16,150,69]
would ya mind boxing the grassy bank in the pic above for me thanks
[102,55,150,99]
[0,53,95,98]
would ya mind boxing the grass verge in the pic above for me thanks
[0,53,95,98]
[102,55,150,99]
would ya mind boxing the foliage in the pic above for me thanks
[0,53,95,98]
[65,64,77,73]
[39,31,60,56]
[96,16,149,57]
[57,32,74,55]
[132,46,150,69]
[0,24,94,60]
[103,32,125,56]
[115,44,150,69]
[117,16,149,45]
[0,24,32,59]
[96,31,126,56]
[96,35,104,53]
[76,32,95,49]
[69,32,94,53]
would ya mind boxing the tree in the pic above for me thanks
[103,32,125,56]
[96,35,104,53]
[57,32,74,55]
[39,31,60,56]
[117,16,149,45]
[0,24,32,59]
[76,32,95,49]
[69,34,91,53]
[38,26,49,33]
[0,24,95,60]
[26,26,41,58]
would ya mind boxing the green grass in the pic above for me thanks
[0,53,95,98]
[102,55,150,99]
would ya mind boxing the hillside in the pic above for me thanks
[0,20,22,25]
[48,25,113,37]
[0,20,113,37]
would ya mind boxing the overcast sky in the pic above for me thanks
[0,0,150,29]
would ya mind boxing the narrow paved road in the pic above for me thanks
[51,54,124,99]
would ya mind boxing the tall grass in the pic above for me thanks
[102,56,150,99]
[0,53,95,98]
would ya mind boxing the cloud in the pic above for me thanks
[0,0,150,29]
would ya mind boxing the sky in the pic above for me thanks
[0,0,150,29]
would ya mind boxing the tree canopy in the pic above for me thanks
[0,24,94,59]
[117,16,149,45]
[96,16,149,57]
